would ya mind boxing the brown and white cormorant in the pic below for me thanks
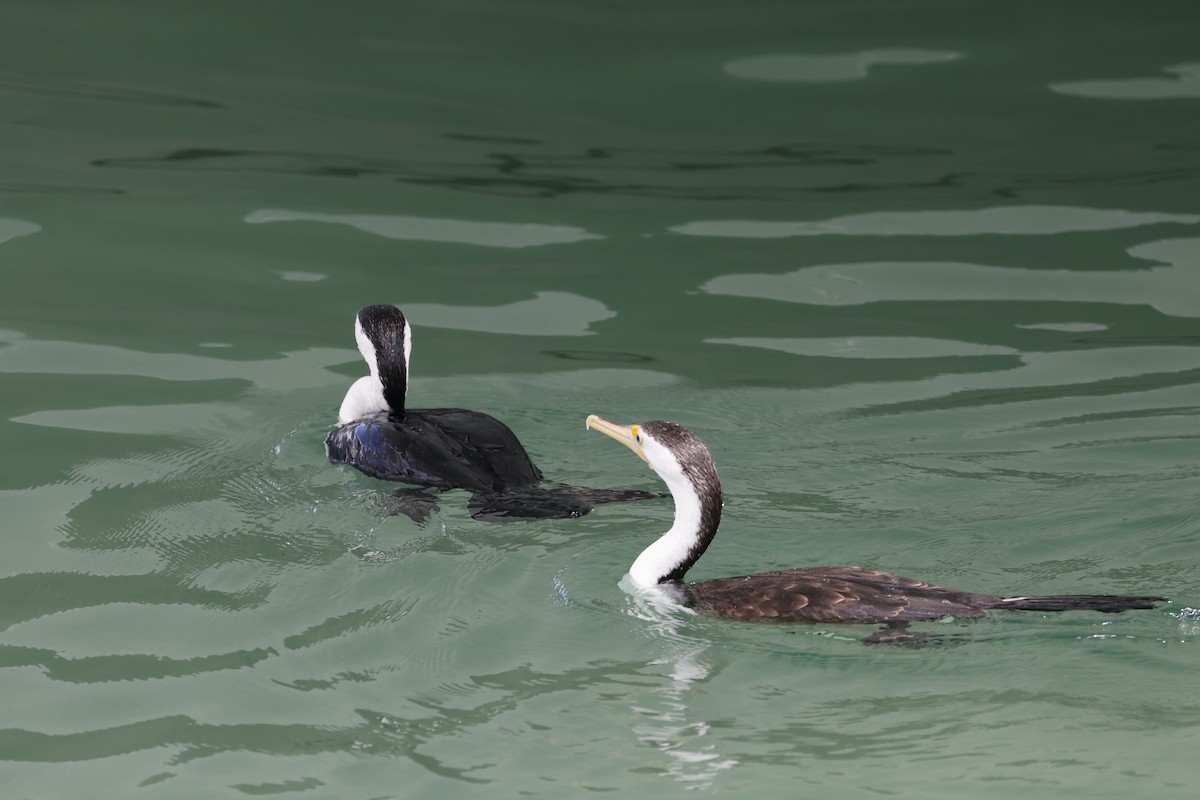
[585,415,1165,631]
[325,305,655,521]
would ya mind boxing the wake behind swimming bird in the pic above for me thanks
[585,414,1166,641]
[325,304,656,521]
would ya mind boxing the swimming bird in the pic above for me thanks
[325,304,655,521]
[585,415,1165,633]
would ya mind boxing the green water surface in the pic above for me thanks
[2,1,1198,798]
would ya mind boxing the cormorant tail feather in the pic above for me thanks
[996,595,1165,614]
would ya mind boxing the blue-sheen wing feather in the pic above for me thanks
[326,409,542,492]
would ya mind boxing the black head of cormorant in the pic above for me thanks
[324,305,657,521]
[585,414,1166,627]
[338,304,412,424]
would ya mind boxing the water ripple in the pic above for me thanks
[0,330,349,389]
[709,337,1019,360]
[675,206,1200,238]
[244,208,601,248]
[0,572,269,635]
[1051,63,1200,100]
[725,49,963,82]
[92,142,952,201]
[701,236,1200,318]
[0,643,276,684]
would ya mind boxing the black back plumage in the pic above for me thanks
[326,408,542,493]
[327,305,658,521]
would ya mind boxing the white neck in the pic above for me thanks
[628,454,706,588]
[339,310,413,424]
[355,317,380,379]
[338,376,389,424]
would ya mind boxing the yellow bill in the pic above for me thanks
[585,414,649,464]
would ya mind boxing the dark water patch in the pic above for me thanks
[442,132,541,145]
[0,182,124,196]
[399,140,956,201]
[0,643,277,683]
[229,777,324,795]
[0,708,487,782]
[91,148,391,178]
[282,600,418,651]
[88,141,957,201]
[0,572,270,633]
[271,670,378,693]
[543,350,655,363]
[993,165,1200,199]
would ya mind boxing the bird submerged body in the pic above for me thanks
[326,305,655,521]
[585,414,1165,627]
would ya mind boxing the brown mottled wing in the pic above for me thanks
[689,566,1002,623]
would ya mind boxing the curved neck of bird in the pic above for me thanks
[374,358,408,415]
[628,460,723,589]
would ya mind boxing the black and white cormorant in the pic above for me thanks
[325,304,655,521]
[585,415,1165,633]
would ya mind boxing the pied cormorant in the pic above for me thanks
[585,415,1164,635]
[325,305,655,521]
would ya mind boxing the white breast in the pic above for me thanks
[338,376,388,424]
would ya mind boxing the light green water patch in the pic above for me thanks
[1051,63,1200,100]
[724,49,963,82]
[700,236,1200,317]
[244,209,603,248]
[0,218,41,244]
[673,207,1200,239]
[403,291,615,336]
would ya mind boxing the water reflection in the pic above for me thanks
[674,206,1200,238]
[701,236,1200,318]
[1051,63,1200,99]
[244,208,601,248]
[622,580,737,788]
[725,49,962,82]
